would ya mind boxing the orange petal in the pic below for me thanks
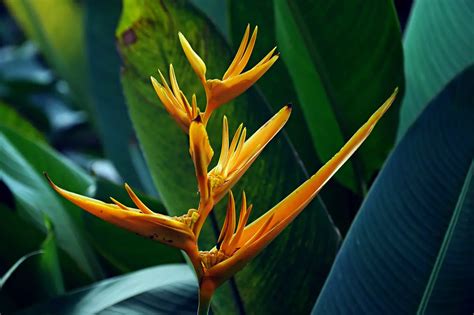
[44,174,195,250]
[150,76,190,132]
[240,88,398,246]
[178,32,207,83]
[206,55,278,110]
[208,88,398,279]
[211,105,292,203]
[227,26,258,79]
[223,24,250,80]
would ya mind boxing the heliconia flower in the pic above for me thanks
[150,64,200,132]
[179,24,279,123]
[195,89,398,306]
[188,105,292,238]
[43,174,204,274]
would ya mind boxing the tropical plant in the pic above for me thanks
[44,26,397,313]
[0,0,472,314]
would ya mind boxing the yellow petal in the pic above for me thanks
[150,76,190,132]
[223,24,250,80]
[208,88,398,280]
[241,88,397,245]
[44,174,196,251]
[206,55,278,111]
[224,26,258,80]
[178,32,207,83]
[210,105,291,203]
[189,119,214,203]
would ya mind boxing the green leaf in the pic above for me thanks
[4,0,90,110]
[84,179,183,273]
[18,264,197,315]
[0,101,45,143]
[117,1,340,313]
[0,131,102,280]
[0,203,48,311]
[417,161,474,314]
[0,250,43,290]
[189,0,230,41]
[227,0,364,235]
[228,0,320,173]
[313,66,474,314]
[274,0,404,192]
[5,0,150,190]
[397,0,474,139]
[83,0,152,191]
[37,219,65,297]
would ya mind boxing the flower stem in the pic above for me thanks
[197,293,211,315]
[198,279,214,315]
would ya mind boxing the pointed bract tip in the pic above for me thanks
[286,103,293,110]
[43,172,56,188]
[43,171,51,182]
[150,76,158,84]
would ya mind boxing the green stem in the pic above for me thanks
[197,292,211,315]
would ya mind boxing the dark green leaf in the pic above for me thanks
[228,0,363,235]
[0,101,45,143]
[190,0,230,41]
[313,66,474,314]
[117,1,340,313]
[274,0,404,192]
[397,0,474,139]
[0,250,42,289]
[18,264,197,315]
[37,219,65,297]
[0,131,103,280]
[84,0,153,191]
[417,161,474,314]
[229,0,319,173]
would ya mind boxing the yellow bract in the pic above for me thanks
[46,24,398,315]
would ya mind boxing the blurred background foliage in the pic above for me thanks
[0,0,472,314]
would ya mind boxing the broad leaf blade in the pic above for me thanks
[18,264,197,315]
[228,0,320,173]
[0,102,45,143]
[0,131,102,280]
[117,1,340,313]
[417,161,474,314]
[313,66,474,314]
[37,219,65,297]
[398,0,474,138]
[274,0,404,192]
[84,0,151,191]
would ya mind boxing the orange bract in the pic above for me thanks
[179,24,279,124]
